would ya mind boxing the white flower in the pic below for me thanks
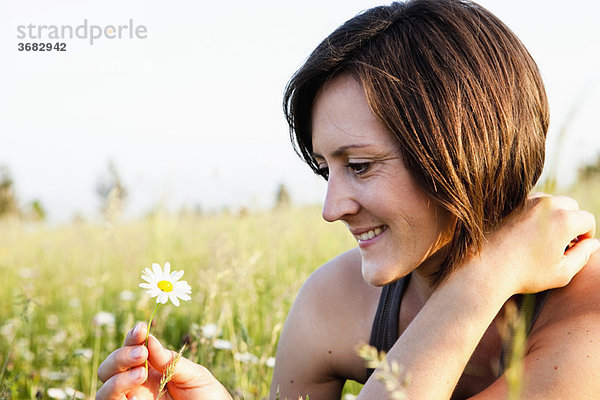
[65,387,85,399]
[139,262,192,306]
[343,394,357,400]
[234,352,259,364]
[119,290,135,301]
[93,311,116,327]
[74,348,93,360]
[213,339,233,350]
[201,323,219,339]
[47,388,67,399]
[266,356,276,368]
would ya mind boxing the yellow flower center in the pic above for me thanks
[157,280,173,292]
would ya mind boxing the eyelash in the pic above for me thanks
[316,162,372,180]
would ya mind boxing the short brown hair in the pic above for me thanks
[283,0,549,284]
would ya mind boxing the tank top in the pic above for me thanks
[366,273,550,380]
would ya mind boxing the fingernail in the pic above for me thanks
[132,323,141,337]
[131,367,146,381]
[130,346,145,360]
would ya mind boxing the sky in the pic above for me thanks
[1,0,599,223]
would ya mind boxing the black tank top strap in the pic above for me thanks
[365,275,551,381]
[366,274,410,380]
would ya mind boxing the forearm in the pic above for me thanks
[359,264,511,399]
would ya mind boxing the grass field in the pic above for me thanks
[0,206,361,399]
[1,181,598,399]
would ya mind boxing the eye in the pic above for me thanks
[316,165,329,180]
[346,162,371,176]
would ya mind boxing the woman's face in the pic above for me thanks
[311,74,453,286]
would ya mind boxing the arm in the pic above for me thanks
[359,195,599,399]
[270,249,378,399]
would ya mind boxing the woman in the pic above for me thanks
[96,0,600,398]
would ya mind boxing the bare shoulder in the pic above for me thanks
[533,249,600,330]
[521,250,600,395]
[473,252,600,399]
[270,248,381,399]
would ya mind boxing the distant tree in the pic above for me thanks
[275,183,291,208]
[96,161,127,220]
[576,154,600,183]
[0,166,19,217]
[28,200,46,221]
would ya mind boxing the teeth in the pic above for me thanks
[355,227,384,241]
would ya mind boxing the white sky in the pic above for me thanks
[1,0,599,222]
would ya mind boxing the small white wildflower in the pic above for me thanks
[1,319,17,338]
[18,267,35,279]
[47,371,69,381]
[52,330,67,344]
[65,387,85,399]
[139,262,192,306]
[213,339,233,350]
[119,290,135,301]
[69,298,81,308]
[343,394,357,400]
[234,352,259,364]
[266,357,276,368]
[74,348,94,360]
[47,388,67,399]
[93,311,116,327]
[46,314,59,328]
[201,323,219,339]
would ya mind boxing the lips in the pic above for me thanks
[352,225,387,241]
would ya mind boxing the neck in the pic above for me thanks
[410,243,451,305]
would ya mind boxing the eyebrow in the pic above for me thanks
[312,144,372,159]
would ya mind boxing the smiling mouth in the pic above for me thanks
[353,226,387,241]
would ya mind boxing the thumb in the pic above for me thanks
[146,335,229,391]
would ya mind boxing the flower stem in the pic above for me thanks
[145,302,160,371]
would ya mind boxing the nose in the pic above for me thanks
[321,173,360,222]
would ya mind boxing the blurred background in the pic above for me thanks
[1,1,599,399]
[0,0,599,223]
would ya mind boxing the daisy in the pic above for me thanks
[139,262,192,306]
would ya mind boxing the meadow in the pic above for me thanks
[0,206,361,399]
[0,175,598,400]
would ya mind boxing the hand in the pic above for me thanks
[466,193,599,296]
[96,323,232,400]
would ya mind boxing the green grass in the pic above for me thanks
[0,206,358,399]
[1,177,598,400]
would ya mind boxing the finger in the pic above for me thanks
[98,345,148,383]
[147,335,220,387]
[561,238,600,280]
[563,210,596,243]
[550,195,580,211]
[95,367,147,400]
[124,323,147,346]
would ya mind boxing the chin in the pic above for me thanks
[361,259,411,287]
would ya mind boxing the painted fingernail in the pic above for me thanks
[132,323,141,337]
[130,367,146,381]
[130,346,145,360]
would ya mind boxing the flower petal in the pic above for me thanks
[164,262,170,277]
[158,293,168,304]
[170,270,184,282]
[168,292,180,306]
[152,263,162,279]
[139,283,153,289]
[176,293,191,302]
